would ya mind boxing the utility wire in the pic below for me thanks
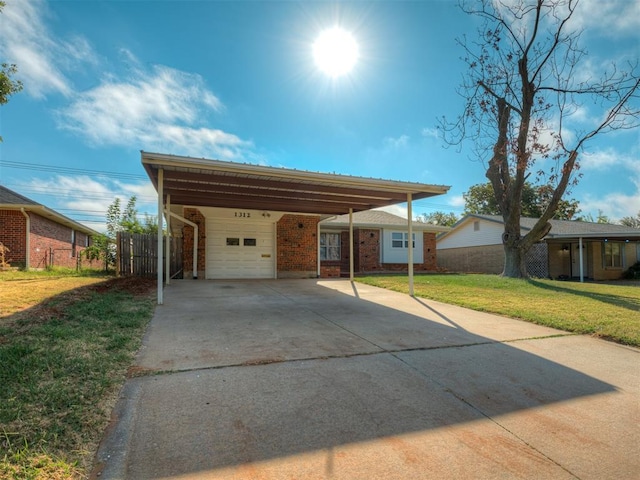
[0,160,147,180]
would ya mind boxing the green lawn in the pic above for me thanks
[357,274,640,347]
[0,273,155,479]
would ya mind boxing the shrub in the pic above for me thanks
[622,261,640,280]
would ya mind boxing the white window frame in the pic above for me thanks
[391,232,415,248]
[320,232,341,261]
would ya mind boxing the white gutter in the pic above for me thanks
[317,221,321,277]
[21,208,30,270]
[165,194,171,286]
[166,210,198,279]
[157,168,164,305]
[349,208,354,281]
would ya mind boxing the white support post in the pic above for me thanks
[407,193,414,297]
[579,236,584,283]
[165,194,171,286]
[349,208,354,281]
[317,220,321,278]
[157,169,164,305]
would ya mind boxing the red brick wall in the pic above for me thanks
[277,215,319,278]
[182,208,206,278]
[319,230,439,277]
[31,213,83,269]
[0,210,27,267]
[356,228,381,272]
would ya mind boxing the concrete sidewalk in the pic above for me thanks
[93,279,640,479]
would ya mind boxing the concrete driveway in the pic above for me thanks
[93,279,640,479]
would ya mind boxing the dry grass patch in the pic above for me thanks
[0,273,156,479]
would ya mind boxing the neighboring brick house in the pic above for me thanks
[437,214,640,280]
[0,185,100,270]
[318,210,449,278]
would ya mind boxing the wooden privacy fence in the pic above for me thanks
[116,232,183,279]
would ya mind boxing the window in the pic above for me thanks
[320,233,340,261]
[391,232,415,248]
[243,238,257,246]
[473,221,480,231]
[226,237,240,246]
[603,242,623,268]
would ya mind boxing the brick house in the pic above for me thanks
[0,185,100,270]
[437,214,640,280]
[141,152,450,297]
[318,210,448,278]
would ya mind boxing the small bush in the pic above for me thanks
[623,261,640,280]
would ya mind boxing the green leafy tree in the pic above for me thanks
[417,211,459,227]
[106,196,157,237]
[82,234,114,272]
[441,0,639,277]
[577,210,613,224]
[620,211,640,228]
[463,181,579,220]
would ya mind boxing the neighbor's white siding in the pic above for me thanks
[437,218,507,249]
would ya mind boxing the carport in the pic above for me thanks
[141,151,450,303]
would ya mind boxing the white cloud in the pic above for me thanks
[421,127,439,140]
[25,175,159,232]
[0,0,97,98]
[571,0,640,37]
[383,134,410,150]
[1,1,255,161]
[58,63,253,160]
[375,205,408,219]
[448,195,465,208]
[578,147,640,220]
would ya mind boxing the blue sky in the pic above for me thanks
[1,0,639,232]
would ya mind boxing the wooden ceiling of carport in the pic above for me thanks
[142,152,450,215]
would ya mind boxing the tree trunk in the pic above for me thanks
[502,242,528,278]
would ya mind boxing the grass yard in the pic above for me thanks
[0,270,156,479]
[358,274,640,347]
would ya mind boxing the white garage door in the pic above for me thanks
[206,219,275,279]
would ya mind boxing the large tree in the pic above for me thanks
[417,211,460,227]
[463,181,580,220]
[442,0,639,277]
[620,211,640,229]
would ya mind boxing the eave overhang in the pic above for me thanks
[142,151,450,215]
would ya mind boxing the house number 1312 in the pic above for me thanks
[234,212,251,218]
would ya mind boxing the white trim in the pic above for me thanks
[21,208,30,270]
[349,208,354,281]
[407,193,414,296]
[165,195,171,286]
[157,169,164,305]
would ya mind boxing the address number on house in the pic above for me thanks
[234,212,251,218]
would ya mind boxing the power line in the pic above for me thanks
[0,160,147,180]
[3,182,157,202]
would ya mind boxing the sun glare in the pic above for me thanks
[313,27,359,77]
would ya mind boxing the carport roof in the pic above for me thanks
[142,151,450,215]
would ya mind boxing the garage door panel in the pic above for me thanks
[206,219,275,279]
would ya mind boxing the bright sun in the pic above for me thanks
[313,27,359,77]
